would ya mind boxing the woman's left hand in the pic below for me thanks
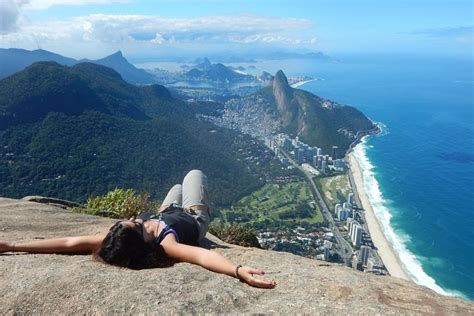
[237,266,277,289]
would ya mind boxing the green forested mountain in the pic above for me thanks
[0,62,286,206]
[0,48,156,85]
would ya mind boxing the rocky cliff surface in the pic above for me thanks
[272,70,297,125]
[1,197,472,314]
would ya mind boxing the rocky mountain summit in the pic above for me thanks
[273,70,296,125]
[1,197,472,314]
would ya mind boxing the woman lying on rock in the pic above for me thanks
[0,170,276,289]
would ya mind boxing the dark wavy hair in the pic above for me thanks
[94,221,174,269]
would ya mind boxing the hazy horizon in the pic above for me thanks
[1,0,472,60]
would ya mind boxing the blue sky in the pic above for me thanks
[0,0,472,59]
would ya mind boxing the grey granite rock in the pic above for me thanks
[21,195,83,209]
[1,197,472,315]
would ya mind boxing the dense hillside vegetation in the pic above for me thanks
[0,62,288,206]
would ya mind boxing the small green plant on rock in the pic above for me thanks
[73,188,156,219]
[209,221,260,248]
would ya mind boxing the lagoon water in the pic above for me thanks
[270,55,473,300]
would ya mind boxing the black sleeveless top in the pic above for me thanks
[137,207,199,246]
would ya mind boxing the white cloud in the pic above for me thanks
[24,0,131,10]
[0,0,130,34]
[0,13,318,55]
[0,0,28,33]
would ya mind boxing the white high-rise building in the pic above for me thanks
[350,224,357,241]
[316,147,322,156]
[316,155,323,169]
[321,160,327,173]
[347,192,354,204]
[346,218,354,232]
[349,220,358,237]
[360,245,371,266]
[337,209,349,221]
[351,225,363,247]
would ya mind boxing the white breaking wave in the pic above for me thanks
[352,135,465,298]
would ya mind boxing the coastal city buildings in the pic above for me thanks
[257,132,386,276]
[264,133,347,176]
[258,226,336,260]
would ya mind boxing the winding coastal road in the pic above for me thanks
[281,151,353,265]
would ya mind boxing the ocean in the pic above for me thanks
[265,54,473,300]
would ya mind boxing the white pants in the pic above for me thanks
[159,170,210,241]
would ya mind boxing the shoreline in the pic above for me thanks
[347,151,410,281]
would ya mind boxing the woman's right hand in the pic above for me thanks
[237,266,277,289]
[0,241,12,253]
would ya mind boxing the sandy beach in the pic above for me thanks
[290,79,317,88]
[348,152,410,281]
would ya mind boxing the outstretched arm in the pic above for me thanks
[162,237,277,289]
[0,234,106,254]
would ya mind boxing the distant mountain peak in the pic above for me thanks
[195,57,212,71]
[202,57,211,66]
[102,51,125,61]
[91,50,156,85]
[185,59,252,83]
